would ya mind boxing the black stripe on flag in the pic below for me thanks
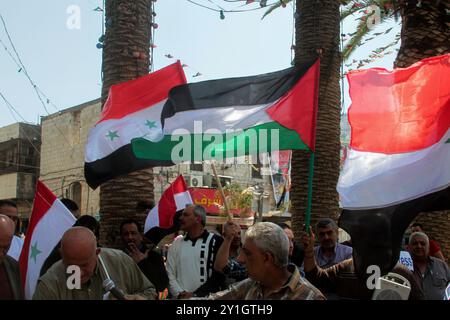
[160,59,317,127]
[84,144,173,189]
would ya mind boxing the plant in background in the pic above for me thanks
[219,183,255,217]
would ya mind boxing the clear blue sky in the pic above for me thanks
[0,0,400,128]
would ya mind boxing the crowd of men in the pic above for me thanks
[0,199,449,300]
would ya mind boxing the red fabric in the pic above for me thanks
[18,181,56,291]
[157,175,188,228]
[99,61,187,123]
[429,239,441,257]
[347,54,450,154]
[266,59,320,151]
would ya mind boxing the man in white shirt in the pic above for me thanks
[0,200,23,261]
[166,205,224,299]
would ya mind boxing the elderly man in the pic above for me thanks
[408,232,450,300]
[33,227,156,300]
[314,218,352,268]
[0,215,23,299]
[166,205,225,299]
[409,223,445,261]
[207,222,325,300]
[0,200,23,261]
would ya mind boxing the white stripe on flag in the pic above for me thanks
[85,100,165,163]
[144,206,160,234]
[24,199,75,299]
[174,191,193,210]
[162,102,274,134]
[338,128,450,209]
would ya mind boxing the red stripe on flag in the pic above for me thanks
[348,54,450,154]
[158,175,188,228]
[266,59,320,151]
[99,61,187,123]
[19,181,57,290]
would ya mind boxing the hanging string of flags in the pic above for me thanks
[163,53,203,78]
[185,0,288,19]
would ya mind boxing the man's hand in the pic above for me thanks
[124,294,146,300]
[223,221,239,241]
[178,291,194,299]
[128,243,148,263]
[300,226,315,253]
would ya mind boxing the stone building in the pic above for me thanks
[39,99,102,217]
[0,122,41,226]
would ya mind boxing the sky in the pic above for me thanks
[0,0,400,128]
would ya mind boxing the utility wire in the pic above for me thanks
[0,13,73,147]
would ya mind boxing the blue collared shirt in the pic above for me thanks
[314,243,353,269]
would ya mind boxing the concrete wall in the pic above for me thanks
[0,172,18,199]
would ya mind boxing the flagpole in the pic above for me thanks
[211,162,233,221]
[305,151,315,233]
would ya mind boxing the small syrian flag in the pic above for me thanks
[84,61,187,189]
[337,54,450,272]
[19,181,76,299]
[144,175,193,236]
[131,59,320,162]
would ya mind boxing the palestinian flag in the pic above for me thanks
[144,175,192,244]
[19,181,76,299]
[337,54,450,273]
[132,59,320,163]
[84,61,187,189]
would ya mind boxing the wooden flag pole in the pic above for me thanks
[211,163,233,221]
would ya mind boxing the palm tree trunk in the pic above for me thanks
[99,0,154,247]
[291,0,341,238]
[395,1,450,262]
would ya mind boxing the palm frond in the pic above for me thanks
[343,8,397,61]
[340,0,374,21]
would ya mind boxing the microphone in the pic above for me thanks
[103,279,126,300]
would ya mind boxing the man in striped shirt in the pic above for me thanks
[166,205,225,299]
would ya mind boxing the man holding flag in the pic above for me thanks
[19,181,76,299]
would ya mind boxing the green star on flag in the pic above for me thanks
[145,120,157,129]
[106,130,119,141]
[446,138,450,144]
[30,242,42,264]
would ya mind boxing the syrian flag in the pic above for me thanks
[131,59,320,162]
[84,61,187,189]
[144,175,192,243]
[19,181,76,299]
[337,54,450,273]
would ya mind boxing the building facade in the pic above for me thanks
[0,122,41,223]
[40,99,102,216]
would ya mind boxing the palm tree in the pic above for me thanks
[290,0,342,237]
[99,0,155,247]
